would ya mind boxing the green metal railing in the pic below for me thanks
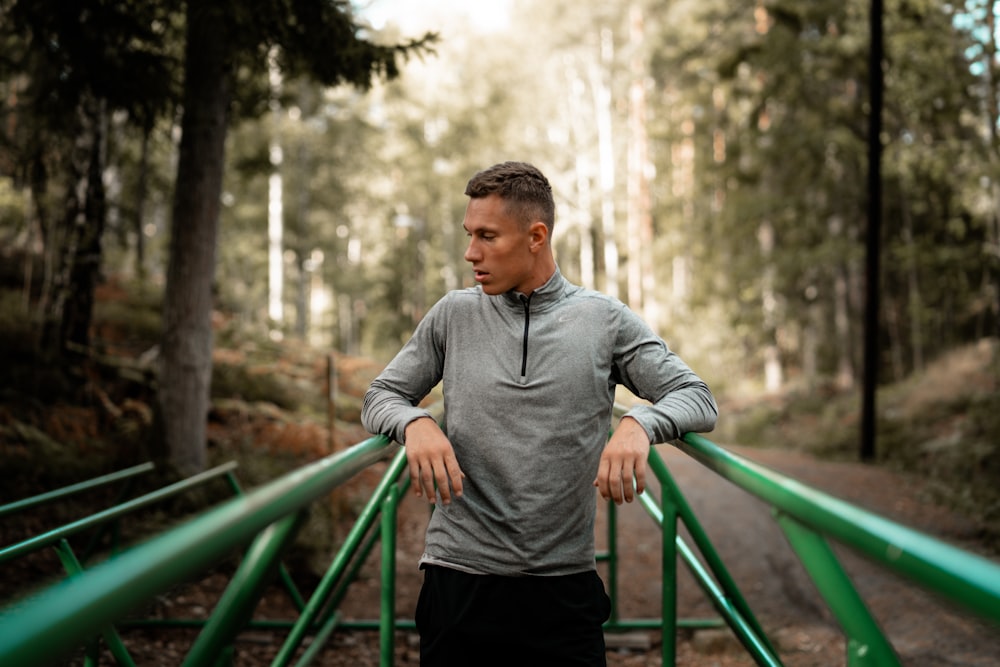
[0,462,155,520]
[2,415,999,666]
[667,432,1000,665]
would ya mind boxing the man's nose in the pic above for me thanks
[464,238,479,263]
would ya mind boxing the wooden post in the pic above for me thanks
[327,353,336,453]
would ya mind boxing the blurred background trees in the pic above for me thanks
[1,0,998,469]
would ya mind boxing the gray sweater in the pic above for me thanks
[361,269,717,576]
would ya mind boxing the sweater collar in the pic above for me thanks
[501,267,566,309]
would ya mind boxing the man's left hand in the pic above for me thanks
[593,416,651,505]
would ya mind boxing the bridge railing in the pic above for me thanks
[650,430,1000,666]
[2,405,999,666]
[0,434,398,666]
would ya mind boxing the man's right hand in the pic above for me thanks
[403,417,465,505]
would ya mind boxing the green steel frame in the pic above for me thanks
[2,419,999,666]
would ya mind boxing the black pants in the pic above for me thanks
[415,565,611,667]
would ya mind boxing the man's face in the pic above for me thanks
[463,194,539,296]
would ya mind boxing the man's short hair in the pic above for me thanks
[465,161,555,233]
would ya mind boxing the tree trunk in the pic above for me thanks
[591,29,619,300]
[133,123,152,283]
[63,97,108,352]
[268,46,285,327]
[626,5,644,313]
[155,4,232,475]
[758,220,783,392]
[41,94,107,359]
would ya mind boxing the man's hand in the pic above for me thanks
[404,417,465,505]
[594,416,651,505]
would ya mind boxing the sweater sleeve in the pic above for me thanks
[612,305,718,444]
[361,296,448,444]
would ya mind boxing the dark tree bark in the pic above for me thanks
[40,95,107,360]
[155,4,232,474]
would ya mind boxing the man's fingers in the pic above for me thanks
[633,459,647,497]
[418,461,438,503]
[593,459,611,500]
[611,464,626,504]
[446,457,465,500]
[409,454,465,505]
[434,462,455,504]
[595,456,648,505]
[409,461,424,498]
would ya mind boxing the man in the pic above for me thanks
[362,161,717,666]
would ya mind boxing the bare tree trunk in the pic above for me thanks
[831,217,855,389]
[626,6,644,312]
[899,194,923,374]
[562,63,596,290]
[985,1,1000,338]
[133,123,152,283]
[758,220,782,392]
[591,29,618,299]
[156,4,232,475]
[626,3,656,328]
[267,47,285,327]
[41,94,107,359]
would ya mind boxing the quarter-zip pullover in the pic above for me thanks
[362,269,718,576]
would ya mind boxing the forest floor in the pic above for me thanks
[1,280,998,666]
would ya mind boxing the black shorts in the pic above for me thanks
[415,565,611,667]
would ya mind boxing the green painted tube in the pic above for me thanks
[0,461,238,565]
[182,512,307,667]
[677,432,1000,624]
[648,447,778,657]
[270,446,408,667]
[660,488,678,667]
[606,499,619,624]
[776,513,900,667]
[292,611,343,667]
[224,470,306,612]
[380,484,400,667]
[54,539,137,667]
[0,436,395,666]
[638,490,784,667]
[0,462,155,519]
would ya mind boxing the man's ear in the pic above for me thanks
[528,221,548,251]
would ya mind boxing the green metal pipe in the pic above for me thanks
[302,476,414,641]
[659,482,678,666]
[81,474,140,563]
[0,436,396,667]
[0,461,238,565]
[182,512,308,667]
[677,432,1000,624]
[270,446,408,667]
[380,484,400,667]
[325,515,384,617]
[292,611,343,667]
[638,491,784,667]
[776,513,900,667]
[0,462,155,519]
[224,470,306,612]
[605,499,620,624]
[647,447,778,657]
[54,539,137,667]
